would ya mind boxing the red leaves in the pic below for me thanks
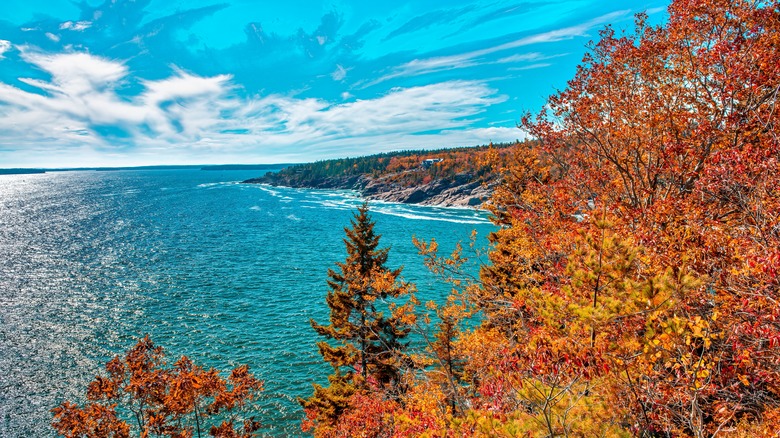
[51,336,263,437]
[52,402,130,438]
[505,0,780,434]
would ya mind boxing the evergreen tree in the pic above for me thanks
[300,203,416,431]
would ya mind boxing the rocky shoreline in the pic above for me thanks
[242,173,494,208]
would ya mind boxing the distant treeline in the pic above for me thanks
[0,169,47,175]
[201,164,294,171]
[256,142,521,187]
[1,164,294,174]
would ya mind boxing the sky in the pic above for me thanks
[0,0,668,168]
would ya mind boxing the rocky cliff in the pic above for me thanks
[242,172,494,207]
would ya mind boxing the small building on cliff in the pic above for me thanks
[421,158,444,169]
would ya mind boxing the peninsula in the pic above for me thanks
[242,143,516,207]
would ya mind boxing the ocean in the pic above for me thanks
[0,169,494,437]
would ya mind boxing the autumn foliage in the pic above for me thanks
[52,0,779,436]
[302,0,780,436]
[258,142,517,191]
[51,336,263,438]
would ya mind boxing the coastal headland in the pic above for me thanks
[242,143,517,207]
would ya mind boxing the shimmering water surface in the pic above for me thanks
[0,169,493,437]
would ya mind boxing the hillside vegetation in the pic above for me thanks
[243,143,519,206]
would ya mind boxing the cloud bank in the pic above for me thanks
[0,0,667,166]
[0,50,518,166]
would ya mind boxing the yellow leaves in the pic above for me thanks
[689,316,706,338]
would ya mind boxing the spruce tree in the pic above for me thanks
[301,202,416,428]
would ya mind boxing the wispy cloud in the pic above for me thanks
[59,21,92,31]
[366,10,631,87]
[0,50,515,166]
[0,40,11,59]
[508,63,552,71]
[497,52,567,63]
[331,64,348,81]
[0,0,658,166]
[0,51,236,147]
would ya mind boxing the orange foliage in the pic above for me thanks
[52,336,263,438]
[304,0,779,436]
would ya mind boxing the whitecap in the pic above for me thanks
[254,184,281,197]
[372,207,489,224]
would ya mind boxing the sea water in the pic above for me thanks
[0,169,494,437]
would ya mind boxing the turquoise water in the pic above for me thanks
[0,169,494,437]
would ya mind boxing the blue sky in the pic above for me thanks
[0,0,667,167]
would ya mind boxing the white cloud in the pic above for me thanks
[497,52,547,63]
[0,40,11,59]
[59,21,92,31]
[233,80,505,146]
[331,64,348,81]
[23,51,129,89]
[45,33,60,43]
[646,7,666,15]
[0,50,511,166]
[508,63,552,71]
[368,10,630,86]
[497,52,568,64]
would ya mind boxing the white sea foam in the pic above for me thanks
[363,200,491,224]
[249,206,261,211]
[286,214,302,221]
[254,184,281,197]
[300,198,356,210]
[297,191,490,223]
[372,207,489,224]
[196,182,223,188]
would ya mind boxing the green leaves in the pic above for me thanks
[301,203,416,436]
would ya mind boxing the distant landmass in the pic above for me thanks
[201,164,294,171]
[243,143,518,207]
[0,164,296,174]
[0,169,47,175]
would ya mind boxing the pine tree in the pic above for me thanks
[300,202,416,431]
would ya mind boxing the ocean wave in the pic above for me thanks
[252,184,282,197]
[372,207,490,224]
[295,192,491,224]
[196,182,223,188]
